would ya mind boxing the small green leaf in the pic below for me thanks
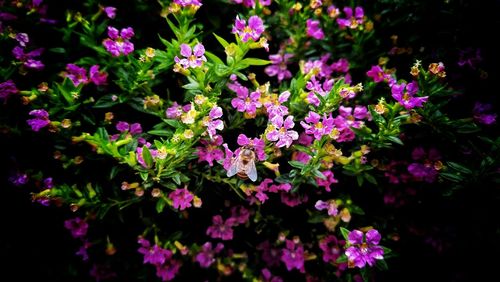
[446,161,472,174]
[239,58,271,66]
[139,171,148,181]
[172,174,181,186]
[387,136,403,145]
[142,146,154,169]
[340,227,350,241]
[288,161,306,169]
[213,33,229,48]
[156,198,166,213]
[148,130,171,137]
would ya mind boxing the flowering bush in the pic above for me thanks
[1,0,498,281]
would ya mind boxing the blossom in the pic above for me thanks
[315,170,338,191]
[12,46,44,70]
[265,53,293,82]
[206,215,235,240]
[306,19,324,40]
[230,206,250,224]
[331,58,350,73]
[89,65,108,85]
[473,102,496,125]
[266,115,299,148]
[319,235,347,276]
[261,268,283,282]
[65,64,88,87]
[337,6,364,29]
[155,260,181,281]
[300,111,334,140]
[195,242,224,268]
[197,135,224,166]
[366,65,388,83]
[315,199,338,216]
[0,80,18,100]
[174,43,207,70]
[232,0,270,8]
[232,15,265,42]
[391,81,428,110]
[27,109,50,132]
[264,90,290,119]
[103,26,135,56]
[231,89,262,116]
[168,188,194,210]
[345,229,384,268]
[103,6,116,18]
[64,217,88,239]
[281,240,305,272]
[166,102,183,119]
[174,0,202,7]
[203,106,224,138]
[15,33,29,47]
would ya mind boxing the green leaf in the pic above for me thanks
[364,173,378,185]
[288,161,306,169]
[446,161,472,174]
[139,171,148,181]
[172,174,181,186]
[340,227,350,241]
[156,198,166,213]
[439,172,463,182]
[142,146,154,169]
[312,169,326,180]
[164,119,182,128]
[109,166,120,180]
[94,94,121,108]
[205,51,224,65]
[376,259,389,270]
[239,58,271,66]
[213,33,229,48]
[387,136,403,145]
[148,129,171,137]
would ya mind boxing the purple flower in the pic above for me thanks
[306,19,324,40]
[337,6,364,29]
[103,26,134,56]
[89,65,108,85]
[166,102,183,119]
[473,102,496,125]
[65,64,88,87]
[261,268,283,282]
[237,134,266,161]
[130,123,143,135]
[174,43,207,70]
[15,33,29,47]
[300,111,335,140]
[44,177,54,189]
[345,229,384,268]
[258,241,282,267]
[116,121,130,132]
[391,81,428,110]
[231,89,262,116]
[281,240,305,272]
[206,215,235,240]
[316,170,338,191]
[319,235,347,276]
[9,173,28,186]
[232,15,265,42]
[27,109,50,132]
[366,65,388,83]
[281,192,308,207]
[174,0,203,7]
[197,135,224,166]
[12,46,44,70]
[265,53,293,82]
[64,217,88,239]
[230,206,250,224]
[168,188,194,210]
[203,106,224,138]
[0,80,18,100]
[266,115,299,148]
[315,199,338,216]
[264,90,290,119]
[195,242,224,268]
[155,259,181,281]
[103,6,116,19]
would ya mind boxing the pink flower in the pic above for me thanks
[266,115,299,148]
[174,43,207,70]
[203,106,224,138]
[237,134,266,161]
[232,15,265,42]
[264,90,290,119]
[197,135,224,166]
[168,188,194,210]
[103,6,116,19]
[206,215,235,240]
[306,19,324,40]
[315,199,338,216]
[265,53,293,82]
[231,89,262,116]
[300,111,335,140]
[103,26,134,56]
[315,170,338,192]
[337,7,364,29]
[366,65,388,83]
[281,240,305,272]
[391,81,428,110]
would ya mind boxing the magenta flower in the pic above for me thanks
[195,242,224,268]
[391,81,428,110]
[138,238,172,265]
[258,241,282,267]
[366,65,388,83]
[264,90,290,119]
[232,15,265,42]
[103,6,116,19]
[315,199,338,216]
[15,33,29,47]
[155,259,181,281]
[331,58,350,73]
[473,102,497,125]
[103,26,134,56]
[174,43,207,70]
[230,206,250,224]
[337,6,364,29]
[174,0,202,7]
[136,144,158,168]
[0,80,18,100]
[316,170,338,192]
[12,46,44,70]
[266,115,299,148]
[64,217,88,239]
[222,144,236,171]
[339,105,371,128]
[281,192,308,207]
[206,215,235,240]
[166,102,183,119]
[65,64,88,87]
[261,268,283,282]
[306,19,324,40]
[168,188,194,210]
[116,121,130,132]
[300,111,334,140]
[203,106,224,138]
[237,134,266,161]
[89,65,108,85]
[305,76,334,106]
[197,135,224,166]
[27,109,50,132]
[233,0,270,8]
[281,240,305,272]
[319,236,347,276]
[231,89,262,116]
[345,229,384,268]
[265,53,293,82]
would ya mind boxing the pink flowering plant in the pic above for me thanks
[1,0,498,281]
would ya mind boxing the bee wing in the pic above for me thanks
[226,157,239,177]
[246,159,258,182]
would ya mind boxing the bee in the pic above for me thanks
[227,146,258,182]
